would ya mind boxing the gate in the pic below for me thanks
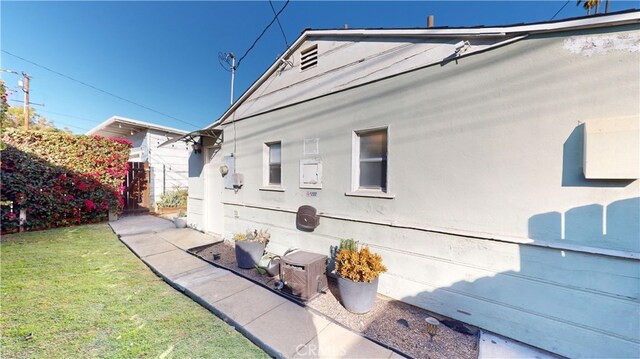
[122,161,150,215]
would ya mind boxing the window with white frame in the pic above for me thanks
[264,142,282,186]
[353,128,388,192]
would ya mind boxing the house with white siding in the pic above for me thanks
[175,11,640,358]
[87,116,191,211]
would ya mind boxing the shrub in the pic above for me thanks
[156,188,188,208]
[0,128,131,232]
[335,244,387,283]
[233,229,270,245]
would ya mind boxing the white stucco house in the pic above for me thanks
[87,116,191,211]
[172,12,639,358]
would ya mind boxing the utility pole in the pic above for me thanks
[22,72,30,130]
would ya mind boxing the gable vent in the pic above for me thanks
[300,44,318,71]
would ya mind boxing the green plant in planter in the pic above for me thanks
[173,209,187,228]
[234,229,270,245]
[335,239,387,314]
[234,229,270,269]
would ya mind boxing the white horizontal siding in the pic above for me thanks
[210,25,640,358]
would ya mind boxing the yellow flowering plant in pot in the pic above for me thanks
[335,239,387,314]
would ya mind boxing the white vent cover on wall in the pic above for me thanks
[300,44,318,71]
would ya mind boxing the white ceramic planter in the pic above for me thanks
[174,217,187,228]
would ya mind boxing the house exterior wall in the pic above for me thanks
[194,25,639,358]
[187,149,206,230]
[127,131,148,162]
[145,129,191,204]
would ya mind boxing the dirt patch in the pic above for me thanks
[192,242,478,359]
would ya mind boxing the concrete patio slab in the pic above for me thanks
[244,300,331,358]
[172,266,229,291]
[111,214,401,359]
[118,232,158,246]
[478,331,559,359]
[157,228,220,250]
[214,285,288,326]
[186,272,255,303]
[293,323,393,359]
[124,238,177,258]
[142,249,210,279]
[109,215,175,236]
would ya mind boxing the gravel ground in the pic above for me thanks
[193,242,478,359]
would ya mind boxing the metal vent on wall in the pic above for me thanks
[300,44,318,71]
[296,205,319,231]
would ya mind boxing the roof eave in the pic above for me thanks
[86,116,189,137]
[203,10,640,130]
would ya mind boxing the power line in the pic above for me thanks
[38,109,102,124]
[269,0,289,49]
[551,0,571,20]
[53,121,90,132]
[1,49,200,128]
[236,0,290,69]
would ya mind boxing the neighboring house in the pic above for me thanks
[87,116,191,212]
[177,12,639,358]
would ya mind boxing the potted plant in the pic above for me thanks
[335,239,387,314]
[173,209,187,228]
[234,229,270,269]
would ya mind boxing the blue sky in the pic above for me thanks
[1,1,636,134]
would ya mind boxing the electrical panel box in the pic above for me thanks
[232,173,244,189]
[300,159,322,189]
[223,155,236,189]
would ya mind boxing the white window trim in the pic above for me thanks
[263,141,284,190]
[259,186,285,192]
[348,126,393,198]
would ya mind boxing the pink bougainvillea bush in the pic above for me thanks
[1,128,132,232]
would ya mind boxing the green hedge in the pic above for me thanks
[1,128,131,232]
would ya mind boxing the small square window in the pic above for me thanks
[353,128,388,192]
[264,142,282,186]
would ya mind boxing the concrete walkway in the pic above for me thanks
[110,215,398,359]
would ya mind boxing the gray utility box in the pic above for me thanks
[280,251,328,302]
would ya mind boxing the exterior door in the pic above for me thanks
[122,161,150,214]
[204,147,224,236]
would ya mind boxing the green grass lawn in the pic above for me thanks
[0,224,267,358]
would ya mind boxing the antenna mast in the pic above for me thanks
[229,53,236,105]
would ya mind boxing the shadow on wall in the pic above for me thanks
[188,150,204,178]
[528,197,640,252]
[394,203,640,358]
